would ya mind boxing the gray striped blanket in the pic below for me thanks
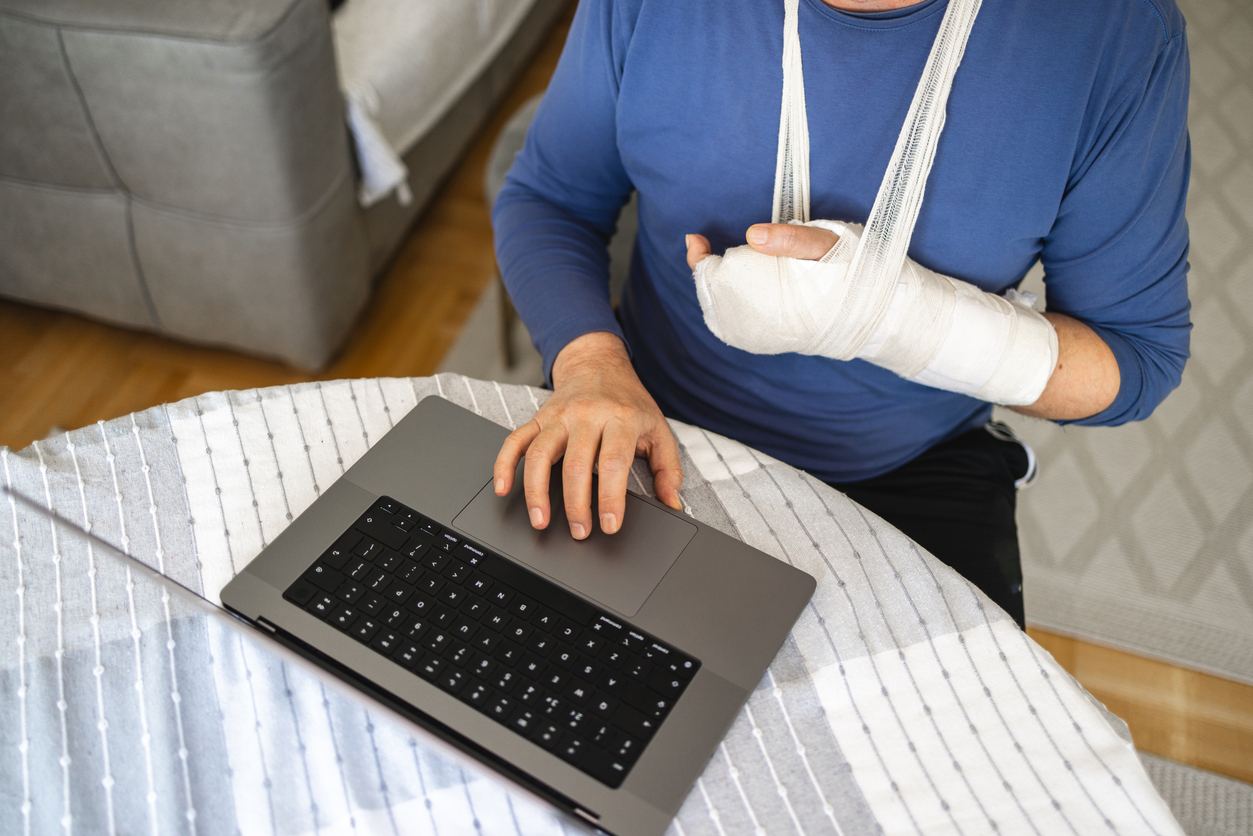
[0,375,1181,835]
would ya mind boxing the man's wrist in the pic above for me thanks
[552,331,630,387]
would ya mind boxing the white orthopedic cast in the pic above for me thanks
[690,0,1058,406]
[693,220,1058,405]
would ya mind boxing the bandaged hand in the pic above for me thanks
[689,220,1059,406]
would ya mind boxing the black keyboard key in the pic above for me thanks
[356,512,408,550]
[563,708,590,733]
[437,669,467,695]
[422,630,451,654]
[483,607,510,631]
[516,681,542,705]
[465,680,493,708]
[487,587,514,608]
[471,632,500,653]
[440,585,466,607]
[445,561,472,583]
[494,640,524,666]
[371,631,402,655]
[376,551,403,573]
[416,654,445,681]
[621,680,672,719]
[304,564,345,594]
[492,670,519,693]
[509,595,537,619]
[620,629,648,653]
[382,606,407,627]
[328,605,361,632]
[589,615,624,641]
[564,679,594,705]
[589,693,618,718]
[599,646,627,669]
[575,747,629,788]
[504,621,532,644]
[573,657,602,682]
[322,532,362,569]
[531,608,559,631]
[554,620,581,642]
[360,593,386,617]
[558,737,586,762]
[456,541,488,566]
[284,579,317,606]
[540,692,567,718]
[353,537,381,561]
[510,709,539,735]
[461,595,489,620]
[649,670,684,700]
[532,722,564,751]
[408,594,436,617]
[450,618,478,642]
[419,519,441,537]
[613,704,659,741]
[576,635,603,655]
[402,617,429,640]
[612,735,643,763]
[365,570,391,593]
[423,552,450,573]
[401,538,429,561]
[541,669,568,691]
[465,573,493,596]
[377,498,399,514]
[444,641,474,668]
[435,531,460,552]
[432,606,457,628]
[626,659,652,681]
[393,643,423,669]
[345,559,372,581]
[527,632,556,656]
[393,517,414,532]
[307,594,336,619]
[336,582,366,604]
[468,653,497,678]
[487,695,516,722]
[400,561,424,585]
[350,618,382,642]
[383,582,415,605]
[519,654,546,678]
[418,574,445,595]
[550,645,577,669]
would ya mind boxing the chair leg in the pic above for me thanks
[498,274,517,369]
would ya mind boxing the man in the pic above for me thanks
[490,0,1191,626]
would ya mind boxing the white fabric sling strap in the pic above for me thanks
[694,0,1058,407]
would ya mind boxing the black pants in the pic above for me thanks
[827,423,1031,628]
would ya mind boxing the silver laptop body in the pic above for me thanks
[221,395,815,836]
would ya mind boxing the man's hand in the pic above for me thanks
[493,331,684,539]
[686,223,839,269]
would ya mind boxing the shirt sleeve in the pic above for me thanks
[1041,28,1192,426]
[491,0,638,382]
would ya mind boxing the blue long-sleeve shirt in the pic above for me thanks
[493,0,1191,483]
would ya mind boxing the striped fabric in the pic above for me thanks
[1,375,1181,836]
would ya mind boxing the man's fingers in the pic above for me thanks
[646,427,685,512]
[494,420,541,496]
[745,223,838,261]
[686,233,713,270]
[562,425,599,540]
[523,426,566,530]
[597,422,637,534]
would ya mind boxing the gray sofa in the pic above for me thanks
[0,0,567,369]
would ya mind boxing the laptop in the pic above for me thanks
[221,395,815,836]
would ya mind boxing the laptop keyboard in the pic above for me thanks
[281,496,700,789]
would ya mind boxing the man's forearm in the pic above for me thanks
[1010,313,1119,421]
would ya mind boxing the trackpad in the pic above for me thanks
[452,467,697,618]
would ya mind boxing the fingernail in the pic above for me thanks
[571,523,586,539]
[747,226,768,246]
[684,234,692,249]
[601,513,617,534]
[529,507,543,527]
[495,478,505,495]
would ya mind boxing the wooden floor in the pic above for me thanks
[1,4,1249,789]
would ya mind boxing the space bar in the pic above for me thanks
[480,552,597,625]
